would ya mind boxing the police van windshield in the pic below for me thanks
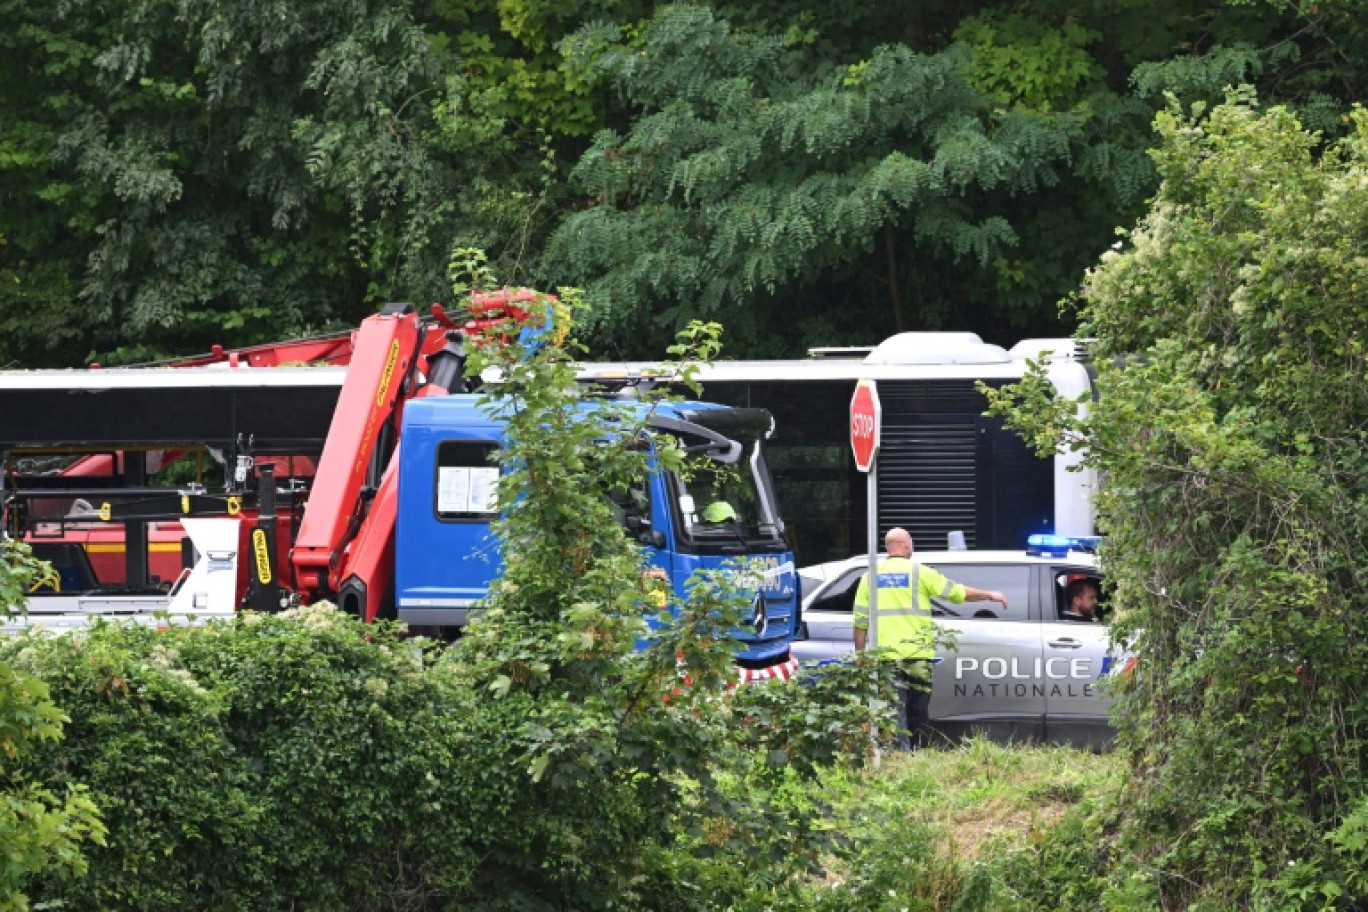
[670,436,787,554]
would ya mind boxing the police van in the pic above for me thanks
[792,536,1125,748]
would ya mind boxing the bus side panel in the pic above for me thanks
[700,377,1061,564]
[977,412,1055,549]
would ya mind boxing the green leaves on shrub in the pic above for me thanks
[0,540,105,912]
[988,96,1368,909]
[3,609,473,911]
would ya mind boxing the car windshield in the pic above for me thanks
[670,435,786,553]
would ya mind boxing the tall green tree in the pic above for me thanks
[0,0,102,366]
[544,5,1147,357]
[542,0,1368,358]
[990,94,1368,908]
[0,0,523,366]
[8,0,1368,365]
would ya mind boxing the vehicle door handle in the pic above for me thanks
[1047,639,1083,649]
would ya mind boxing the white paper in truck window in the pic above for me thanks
[469,468,499,513]
[438,466,472,513]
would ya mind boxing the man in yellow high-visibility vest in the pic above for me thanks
[854,527,1008,748]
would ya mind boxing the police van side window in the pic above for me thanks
[926,564,1031,622]
[1054,572,1108,623]
[809,569,864,615]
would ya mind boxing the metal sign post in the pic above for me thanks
[866,455,878,649]
[851,378,883,760]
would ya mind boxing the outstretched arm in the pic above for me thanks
[963,586,1008,610]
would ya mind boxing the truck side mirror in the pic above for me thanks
[623,513,665,548]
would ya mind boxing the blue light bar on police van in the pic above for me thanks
[1026,534,1102,557]
[1027,534,1072,556]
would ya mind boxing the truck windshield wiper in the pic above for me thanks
[718,520,748,548]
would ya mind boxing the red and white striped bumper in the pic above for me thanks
[734,651,800,685]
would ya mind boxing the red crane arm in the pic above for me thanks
[289,304,426,596]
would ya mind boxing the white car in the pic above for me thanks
[792,539,1125,747]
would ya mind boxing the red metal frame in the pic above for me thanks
[289,306,425,593]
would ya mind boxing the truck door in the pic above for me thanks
[927,562,1044,742]
[611,471,671,594]
[394,427,503,627]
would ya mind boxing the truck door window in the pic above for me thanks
[608,481,655,544]
[673,440,785,551]
[434,442,501,520]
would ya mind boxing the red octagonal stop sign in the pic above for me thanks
[850,379,882,473]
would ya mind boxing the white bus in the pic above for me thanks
[583,332,1096,568]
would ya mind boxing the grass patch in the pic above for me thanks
[832,736,1122,861]
[797,737,1126,911]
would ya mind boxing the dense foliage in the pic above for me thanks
[990,95,1368,908]
[6,0,1368,364]
[0,0,502,366]
[547,5,1084,355]
[0,541,104,911]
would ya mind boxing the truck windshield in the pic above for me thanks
[668,436,787,554]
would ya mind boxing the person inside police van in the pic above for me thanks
[852,527,1008,749]
[1060,577,1101,623]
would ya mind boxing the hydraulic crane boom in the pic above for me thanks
[289,303,424,593]
[288,293,552,620]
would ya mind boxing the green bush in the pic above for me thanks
[951,799,1147,912]
[0,539,105,912]
[2,610,471,911]
[988,96,1368,908]
[2,589,895,911]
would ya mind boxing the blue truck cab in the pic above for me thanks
[394,395,800,673]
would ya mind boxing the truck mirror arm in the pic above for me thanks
[644,415,742,464]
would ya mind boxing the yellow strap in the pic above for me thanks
[28,569,61,593]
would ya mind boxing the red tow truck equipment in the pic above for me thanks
[1,293,541,625]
